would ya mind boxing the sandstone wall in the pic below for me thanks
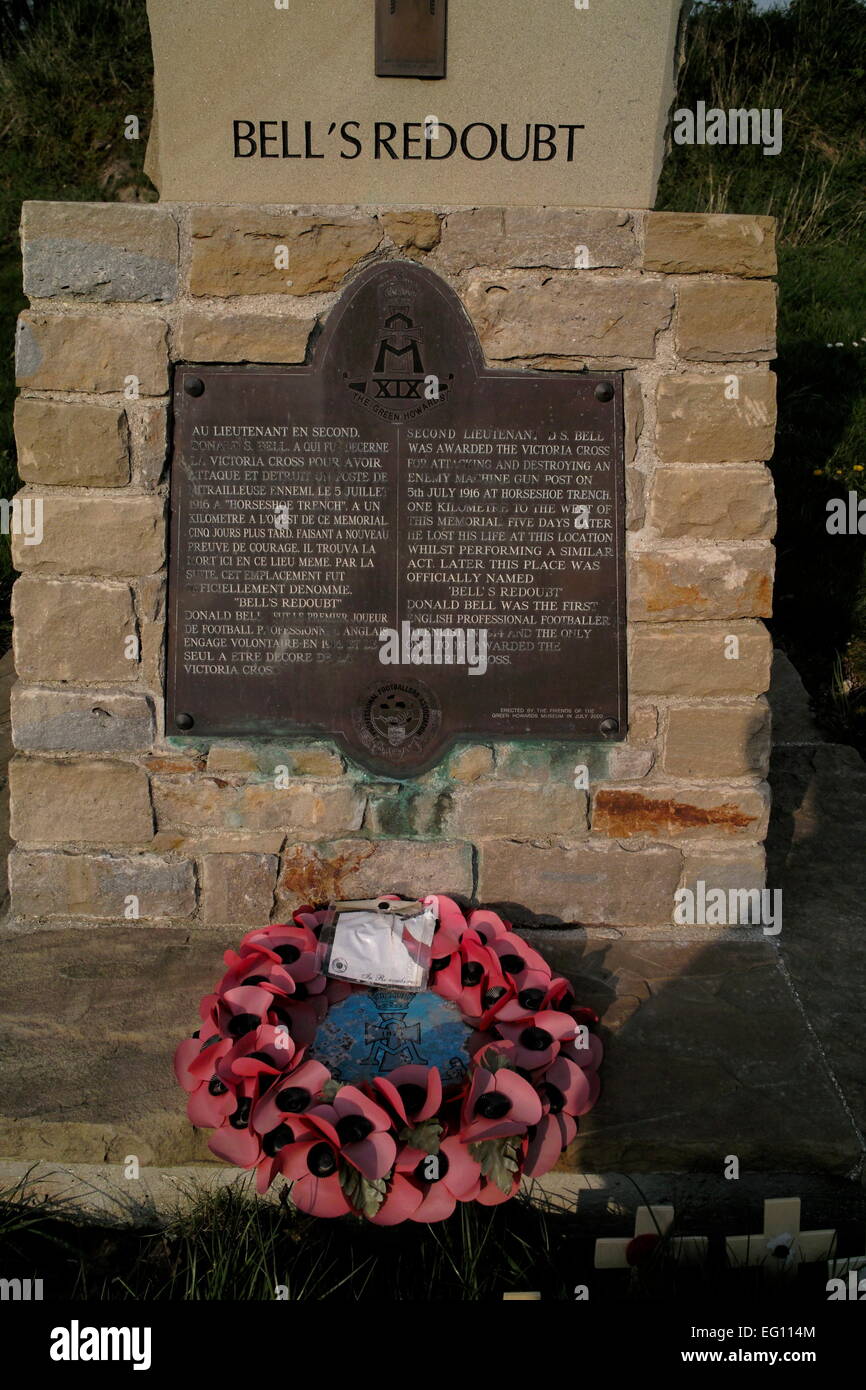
[9,202,778,928]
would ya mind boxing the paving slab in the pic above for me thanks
[537,932,861,1174]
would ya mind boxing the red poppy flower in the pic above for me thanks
[239,923,323,988]
[545,975,576,1012]
[461,1062,543,1141]
[466,907,511,948]
[561,1029,604,1075]
[495,1008,577,1070]
[374,1137,482,1224]
[263,1110,350,1215]
[200,983,276,1044]
[307,1086,397,1180]
[220,1022,300,1086]
[433,937,507,1020]
[476,1169,523,1206]
[538,1053,595,1116]
[252,1057,331,1139]
[207,1076,263,1170]
[372,1064,443,1127]
[492,967,556,1023]
[410,1137,482,1220]
[174,1034,236,1129]
[429,894,471,954]
[524,1113,578,1177]
[491,931,553,985]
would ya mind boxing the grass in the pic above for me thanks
[0,1176,855,1302]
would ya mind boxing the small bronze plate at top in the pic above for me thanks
[375,0,447,79]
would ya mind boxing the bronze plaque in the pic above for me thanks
[375,0,447,79]
[167,262,627,776]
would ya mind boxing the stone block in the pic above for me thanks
[606,746,655,779]
[462,271,674,360]
[630,621,773,698]
[380,211,442,259]
[284,744,345,777]
[176,309,315,363]
[189,208,381,296]
[16,311,169,394]
[448,744,495,782]
[492,742,578,783]
[205,745,260,774]
[275,837,473,911]
[477,840,682,926]
[643,212,777,277]
[21,202,179,302]
[12,578,137,683]
[624,370,645,464]
[199,852,278,925]
[628,705,658,741]
[446,783,588,839]
[14,399,130,486]
[152,777,365,835]
[592,782,770,842]
[649,466,776,539]
[626,468,646,531]
[628,544,774,620]
[135,573,167,692]
[434,208,640,272]
[679,846,767,896]
[656,372,776,463]
[675,279,776,361]
[10,758,154,845]
[132,402,168,487]
[9,848,195,919]
[11,688,155,753]
[11,494,165,577]
[663,700,772,778]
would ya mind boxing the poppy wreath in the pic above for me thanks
[175,894,602,1223]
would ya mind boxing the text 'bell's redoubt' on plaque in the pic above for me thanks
[167,263,627,775]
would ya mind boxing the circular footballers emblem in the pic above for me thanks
[353,678,442,762]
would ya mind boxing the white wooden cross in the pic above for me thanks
[594,1204,708,1269]
[726,1198,836,1276]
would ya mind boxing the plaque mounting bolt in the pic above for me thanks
[599,717,619,738]
[594,382,614,403]
[175,713,195,731]
[185,377,205,397]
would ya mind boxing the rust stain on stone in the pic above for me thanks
[755,573,773,612]
[277,842,377,907]
[594,789,754,836]
[638,557,705,616]
[145,754,205,774]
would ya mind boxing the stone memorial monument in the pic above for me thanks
[6,0,779,944]
[0,0,814,1200]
